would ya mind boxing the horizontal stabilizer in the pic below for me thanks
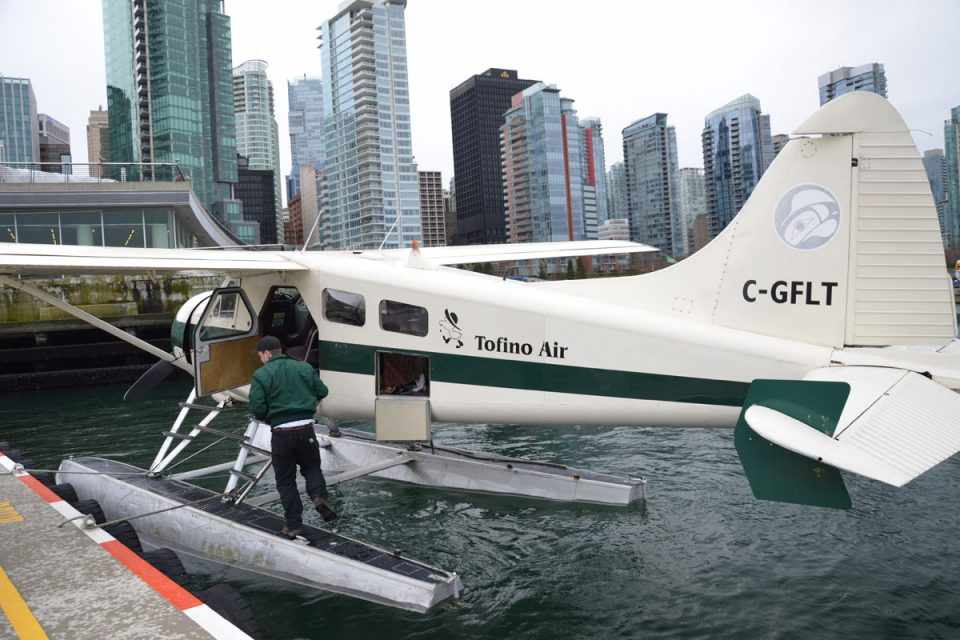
[805,367,960,487]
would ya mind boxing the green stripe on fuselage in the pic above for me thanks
[317,340,749,407]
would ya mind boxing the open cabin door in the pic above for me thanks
[193,287,261,397]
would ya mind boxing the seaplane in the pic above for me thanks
[2,91,959,613]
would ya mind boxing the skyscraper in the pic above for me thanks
[0,75,39,164]
[86,107,109,177]
[501,83,600,244]
[677,167,706,255]
[922,149,948,241]
[37,114,71,171]
[623,113,682,256]
[701,94,774,237]
[318,0,420,250]
[580,118,609,231]
[102,0,252,240]
[286,75,324,200]
[818,63,887,105]
[944,106,960,249]
[235,154,276,244]
[233,59,283,242]
[418,171,446,247]
[450,68,539,245]
[771,134,789,158]
[606,162,628,219]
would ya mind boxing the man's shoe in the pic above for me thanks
[312,495,338,522]
[280,525,303,539]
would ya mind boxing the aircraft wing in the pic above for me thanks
[374,240,657,266]
[737,366,960,507]
[0,242,308,276]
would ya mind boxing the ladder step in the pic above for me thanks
[230,469,258,483]
[195,424,247,441]
[240,442,272,456]
[162,431,194,441]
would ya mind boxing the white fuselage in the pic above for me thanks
[235,252,836,429]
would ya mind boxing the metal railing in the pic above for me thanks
[0,162,186,185]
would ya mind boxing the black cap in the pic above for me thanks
[256,335,282,353]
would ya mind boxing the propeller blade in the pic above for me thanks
[124,359,179,401]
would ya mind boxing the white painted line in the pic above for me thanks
[185,605,256,640]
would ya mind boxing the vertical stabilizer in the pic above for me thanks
[543,92,955,348]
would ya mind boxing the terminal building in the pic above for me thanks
[0,162,238,248]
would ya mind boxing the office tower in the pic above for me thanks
[235,154,277,244]
[87,107,109,177]
[501,83,599,244]
[677,167,706,254]
[287,75,324,200]
[945,106,960,249]
[444,177,457,246]
[701,94,774,237]
[580,118,609,231]
[771,134,789,158]
[606,161,628,220]
[922,149,948,240]
[623,113,682,256]
[102,0,253,241]
[37,114,71,172]
[450,68,539,244]
[318,0,420,250]
[818,63,887,105]
[0,75,39,163]
[233,59,283,242]
[285,194,304,246]
[418,171,446,246]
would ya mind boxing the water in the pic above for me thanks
[3,381,960,639]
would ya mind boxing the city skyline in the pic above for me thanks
[1,0,958,208]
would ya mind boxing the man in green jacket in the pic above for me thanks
[249,335,337,537]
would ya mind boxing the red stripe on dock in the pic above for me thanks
[101,540,202,611]
[18,475,62,504]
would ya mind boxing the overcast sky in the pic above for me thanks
[1,0,958,206]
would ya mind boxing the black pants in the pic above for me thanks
[271,427,327,528]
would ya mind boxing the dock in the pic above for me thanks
[0,450,250,639]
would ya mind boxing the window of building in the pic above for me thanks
[323,288,365,326]
[15,213,60,245]
[104,210,145,248]
[379,300,427,337]
[60,212,103,246]
[0,214,16,242]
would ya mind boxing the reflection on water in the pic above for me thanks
[2,382,959,639]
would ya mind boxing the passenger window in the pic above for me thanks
[323,288,365,326]
[379,300,428,337]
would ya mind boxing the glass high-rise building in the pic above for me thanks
[318,0,420,250]
[944,106,960,249]
[922,149,948,243]
[87,108,110,177]
[0,75,39,164]
[233,59,283,243]
[501,83,601,244]
[450,68,539,245]
[606,161,628,220]
[623,113,682,256]
[102,0,254,241]
[677,167,706,255]
[581,118,608,230]
[701,94,774,237]
[287,75,324,200]
[818,63,887,106]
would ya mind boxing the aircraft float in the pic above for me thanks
[1,91,958,613]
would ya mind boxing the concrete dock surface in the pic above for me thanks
[0,455,247,639]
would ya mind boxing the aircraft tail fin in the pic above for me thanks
[544,92,955,349]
